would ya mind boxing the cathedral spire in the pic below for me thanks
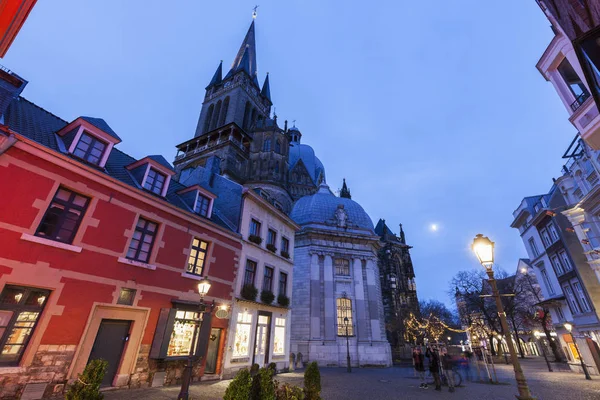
[206,60,222,88]
[261,73,271,102]
[340,178,351,199]
[228,20,257,78]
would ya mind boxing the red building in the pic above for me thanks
[0,0,37,58]
[0,67,242,398]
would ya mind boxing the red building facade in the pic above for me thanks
[0,69,241,398]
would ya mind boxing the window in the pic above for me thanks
[167,310,200,357]
[528,238,540,257]
[126,217,158,263]
[194,194,210,217]
[0,285,50,365]
[35,187,90,244]
[275,140,281,153]
[335,259,350,276]
[117,288,136,306]
[558,250,573,272]
[187,238,208,276]
[263,267,274,292]
[279,272,288,296]
[281,237,289,254]
[572,281,592,312]
[337,297,353,336]
[540,268,555,295]
[73,132,107,165]
[557,58,589,99]
[273,317,286,355]
[263,138,271,152]
[244,260,257,286]
[144,168,166,195]
[267,229,277,247]
[540,228,552,248]
[548,223,560,242]
[554,306,565,322]
[563,284,582,314]
[249,219,261,237]
[232,312,252,358]
[550,255,565,276]
[574,188,583,199]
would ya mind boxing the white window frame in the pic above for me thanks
[558,250,573,272]
[540,267,555,295]
[572,280,592,313]
[550,255,565,276]
[548,223,560,243]
[563,284,582,315]
[540,228,552,248]
[528,238,540,257]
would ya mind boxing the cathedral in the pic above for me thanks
[174,17,418,368]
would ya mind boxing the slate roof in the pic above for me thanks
[4,96,236,233]
[289,142,326,185]
[80,116,121,141]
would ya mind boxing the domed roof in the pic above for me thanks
[290,184,374,232]
[289,142,326,185]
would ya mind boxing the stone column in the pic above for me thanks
[366,258,383,341]
[310,253,321,340]
[324,255,335,340]
[353,258,368,340]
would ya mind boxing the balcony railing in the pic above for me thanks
[570,91,591,112]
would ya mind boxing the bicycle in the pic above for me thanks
[427,367,463,387]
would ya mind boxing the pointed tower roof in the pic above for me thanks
[206,61,223,88]
[340,178,351,199]
[228,21,257,78]
[261,73,271,102]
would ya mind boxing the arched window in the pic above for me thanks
[250,109,257,129]
[219,97,230,126]
[204,104,214,133]
[242,101,251,130]
[336,297,353,336]
[275,140,281,153]
[211,100,222,130]
[263,138,271,152]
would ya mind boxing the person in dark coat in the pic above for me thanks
[426,345,441,391]
[413,347,427,388]
[441,348,456,392]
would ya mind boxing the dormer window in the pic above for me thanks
[195,194,211,217]
[144,168,166,195]
[73,132,107,165]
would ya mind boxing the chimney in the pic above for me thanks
[0,66,27,122]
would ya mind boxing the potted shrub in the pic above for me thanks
[241,284,258,301]
[248,235,263,245]
[65,359,108,400]
[266,243,277,253]
[303,362,322,400]
[280,250,290,259]
[277,294,290,307]
[224,368,252,400]
[260,290,275,304]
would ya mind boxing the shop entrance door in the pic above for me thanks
[253,312,272,366]
[205,328,221,374]
[88,319,131,386]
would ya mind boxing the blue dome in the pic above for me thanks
[289,142,326,185]
[290,184,374,232]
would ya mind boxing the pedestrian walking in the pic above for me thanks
[426,345,442,391]
[441,348,456,393]
[413,347,427,389]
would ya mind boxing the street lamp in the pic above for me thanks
[564,322,592,380]
[178,277,212,400]
[344,316,351,373]
[472,234,536,400]
[533,331,552,372]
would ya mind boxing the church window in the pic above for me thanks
[242,102,251,130]
[335,259,350,276]
[219,97,230,126]
[275,140,281,153]
[263,139,271,152]
[250,109,257,128]
[204,104,214,133]
[211,100,222,130]
[336,298,354,336]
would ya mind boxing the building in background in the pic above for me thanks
[374,219,419,350]
[512,150,600,375]
[0,67,242,397]
[536,0,600,149]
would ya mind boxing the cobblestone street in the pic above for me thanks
[103,358,600,400]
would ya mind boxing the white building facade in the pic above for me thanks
[222,188,299,377]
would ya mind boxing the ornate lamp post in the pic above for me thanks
[344,316,351,373]
[564,322,592,380]
[178,277,212,400]
[533,331,552,372]
[472,234,536,400]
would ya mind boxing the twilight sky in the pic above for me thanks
[3,1,577,306]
